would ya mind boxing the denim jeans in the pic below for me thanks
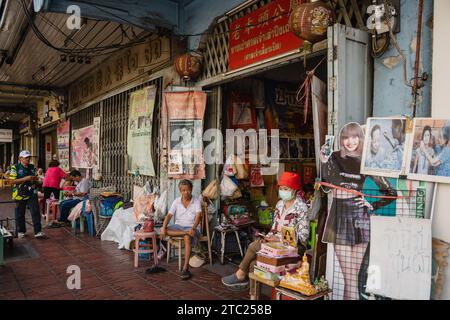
[58,199,81,222]
[15,195,42,235]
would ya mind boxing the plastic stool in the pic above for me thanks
[134,231,158,268]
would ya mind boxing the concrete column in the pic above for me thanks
[431,0,450,300]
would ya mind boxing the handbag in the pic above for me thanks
[17,183,34,198]
[234,156,248,179]
[202,179,218,200]
[220,175,238,197]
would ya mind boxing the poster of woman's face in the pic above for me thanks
[360,118,407,178]
[169,120,202,151]
[406,119,450,183]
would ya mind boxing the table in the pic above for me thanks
[248,272,279,300]
[274,287,332,300]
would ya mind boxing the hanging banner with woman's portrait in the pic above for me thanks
[71,125,98,169]
[360,118,408,178]
[164,91,206,180]
[127,86,156,176]
[406,118,450,184]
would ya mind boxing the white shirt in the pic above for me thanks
[75,178,91,199]
[169,197,202,227]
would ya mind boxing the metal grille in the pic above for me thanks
[200,0,371,80]
[70,77,163,201]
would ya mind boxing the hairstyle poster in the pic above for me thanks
[361,118,408,178]
[164,91,206,180]
[71,125,97,169]
[406,118,450,184]
[127,86,156,176]
[57,120,70,171]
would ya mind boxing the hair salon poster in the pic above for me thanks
[164,91,206,180]
[127,86,156,176]
[71,125,98,169]
[57,120,70,171]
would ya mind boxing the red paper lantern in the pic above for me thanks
[174,53,202,81]
[289,0,336,43]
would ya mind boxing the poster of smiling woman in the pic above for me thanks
[406,118,450,184]
[360,118,408,178]
[320,122,396,300]
[71,125,97,169]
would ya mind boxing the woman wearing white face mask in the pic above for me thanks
[222,172,309,289]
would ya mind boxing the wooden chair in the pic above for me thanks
[166,199,213,270]
[167,236,184,271]
[199,199,213,266]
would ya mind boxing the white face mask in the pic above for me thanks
[279,189,294,201]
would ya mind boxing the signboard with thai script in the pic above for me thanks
[0,129,12,143]
[228,0,304,71]
[68,37,170,108]
[366,216,432,300]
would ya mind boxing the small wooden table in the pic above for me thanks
[248,272,279,300]
[274,287,332,300]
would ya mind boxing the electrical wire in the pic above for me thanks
[19,0,155,57]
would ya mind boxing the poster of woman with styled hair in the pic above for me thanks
[320,122,396,300]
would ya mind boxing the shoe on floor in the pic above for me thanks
[17,232,26,239]
[222,273,249,288]
[35,232,48,239]
[180,268,191,280]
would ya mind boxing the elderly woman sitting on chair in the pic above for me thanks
[160,179,202,280]
[221,172,310,289]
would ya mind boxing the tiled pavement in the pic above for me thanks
[0,227,250,300]
[0,190,250,300]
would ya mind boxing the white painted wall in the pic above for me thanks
[431,0,450,300]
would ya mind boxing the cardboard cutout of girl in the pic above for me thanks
[320,122,396,300]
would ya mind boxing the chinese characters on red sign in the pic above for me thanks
[228,0,304,71]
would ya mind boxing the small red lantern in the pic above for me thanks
[289,0,336,43]
[174,53,202,81]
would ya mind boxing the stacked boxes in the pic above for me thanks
[253,242,300,282]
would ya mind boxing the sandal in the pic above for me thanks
[180,268,192,280]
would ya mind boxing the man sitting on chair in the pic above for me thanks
[160,179,202,280]
[58,170,91,224]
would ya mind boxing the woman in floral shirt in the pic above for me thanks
[222,172,309,289]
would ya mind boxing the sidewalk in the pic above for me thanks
[0,189,249,300]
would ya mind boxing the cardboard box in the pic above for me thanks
[257,253,300,266]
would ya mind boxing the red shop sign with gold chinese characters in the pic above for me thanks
[228,0,304,71]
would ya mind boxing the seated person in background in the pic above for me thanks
[160,179,202,280]
[221,172,310,289]
[58,170,91,223]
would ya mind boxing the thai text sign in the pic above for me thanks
[0,129,12,143]
[228,0,304,71]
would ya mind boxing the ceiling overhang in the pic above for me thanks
[32,0,180,31]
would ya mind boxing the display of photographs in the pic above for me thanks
[361,118,408,178]
[169,120,203,151]
[289,139,301,159]
[168,150,183,175]
[279,137,289,159]
[406,118,450,184]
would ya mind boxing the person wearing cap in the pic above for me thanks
[222,172,309,289]
[9,151,46,239]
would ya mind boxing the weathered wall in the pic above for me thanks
[373,0,433,117]
[431,0,450,301]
